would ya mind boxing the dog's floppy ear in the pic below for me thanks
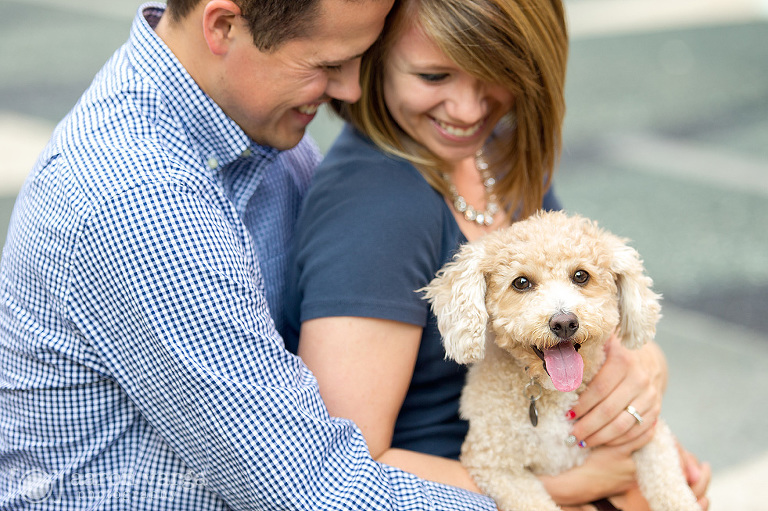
[609,237,662,350]
[421,240,489,364]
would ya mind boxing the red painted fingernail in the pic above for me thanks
[565,410,576,420]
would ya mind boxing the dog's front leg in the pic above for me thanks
[633,420,700,511]
[469,466,562,511]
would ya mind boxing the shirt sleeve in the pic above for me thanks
[293,152,444,327]
[542,184,562,211]
[67,180,496,511]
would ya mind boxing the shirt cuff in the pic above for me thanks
[381,464,497,511]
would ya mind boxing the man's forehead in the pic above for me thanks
[308,0,393,40]
[288,0,391,65]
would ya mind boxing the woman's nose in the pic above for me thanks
[444,79,487,124]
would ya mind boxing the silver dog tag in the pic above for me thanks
[524,378,542,427]
[529,399,538,427]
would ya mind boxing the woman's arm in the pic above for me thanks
[301,315,648,503]
[299,316,483,493]
[300,318,709,508]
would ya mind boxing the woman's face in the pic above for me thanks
[383,21,515,164]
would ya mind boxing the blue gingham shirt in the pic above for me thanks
[0,4,496,510]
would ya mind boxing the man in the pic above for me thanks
[0,1,498,509]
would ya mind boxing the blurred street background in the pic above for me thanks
[1,1,767,508]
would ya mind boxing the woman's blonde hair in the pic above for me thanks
[333,0,568,219]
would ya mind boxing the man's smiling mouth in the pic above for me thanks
[296,104,320,115]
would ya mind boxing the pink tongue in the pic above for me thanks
[543,342,584,392]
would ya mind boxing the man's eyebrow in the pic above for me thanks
[320,51,366,66]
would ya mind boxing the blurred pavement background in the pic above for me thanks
[1,0,767,508]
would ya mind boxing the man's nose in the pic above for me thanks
[326,59,363,104]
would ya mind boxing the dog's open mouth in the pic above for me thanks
[532,341,584,392]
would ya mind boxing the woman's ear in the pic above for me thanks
[202,1,242,56]
[421,240,489,364]
[609,237,662,350]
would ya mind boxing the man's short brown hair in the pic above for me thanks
[165,0,322,51]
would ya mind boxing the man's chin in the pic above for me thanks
[249,129,307,151]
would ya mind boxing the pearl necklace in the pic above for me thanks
[443,150,499,226]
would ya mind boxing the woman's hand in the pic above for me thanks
[540,432,652,506]
[601,443,711,511]
[569,333,667,448]
[679,443,711,510]
[557,333,711,510]
[542,435,710,510]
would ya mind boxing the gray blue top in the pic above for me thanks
[284,125,560,459]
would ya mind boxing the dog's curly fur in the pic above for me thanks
[422,211,699,511]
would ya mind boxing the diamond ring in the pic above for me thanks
[626,405,643,425]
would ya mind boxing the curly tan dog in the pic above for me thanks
[422,211,699,511]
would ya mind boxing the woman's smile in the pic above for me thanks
[432,117,486,140]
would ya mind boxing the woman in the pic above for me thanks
[284,0,709,508]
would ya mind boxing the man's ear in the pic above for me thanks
[202,0,242,56]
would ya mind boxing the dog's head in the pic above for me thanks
[422,211,661,392]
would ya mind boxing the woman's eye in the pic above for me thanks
[512,276,532,291]
[572,270,590,285]
[418,73,448,83]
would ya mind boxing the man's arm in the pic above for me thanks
[68,181,496,510]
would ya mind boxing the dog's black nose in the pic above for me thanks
[549,312,579,339]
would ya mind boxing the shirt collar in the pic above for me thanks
[127,3,279,177]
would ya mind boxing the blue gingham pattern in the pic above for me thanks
[0,4,496,510]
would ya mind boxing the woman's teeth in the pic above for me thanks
[437,119,482,138]
[297,104,320,115]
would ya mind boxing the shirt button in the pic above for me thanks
[206,157,219,170]
[241,148,252,158]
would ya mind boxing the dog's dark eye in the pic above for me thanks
[572,270,590,285]
[512,276,532,291]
